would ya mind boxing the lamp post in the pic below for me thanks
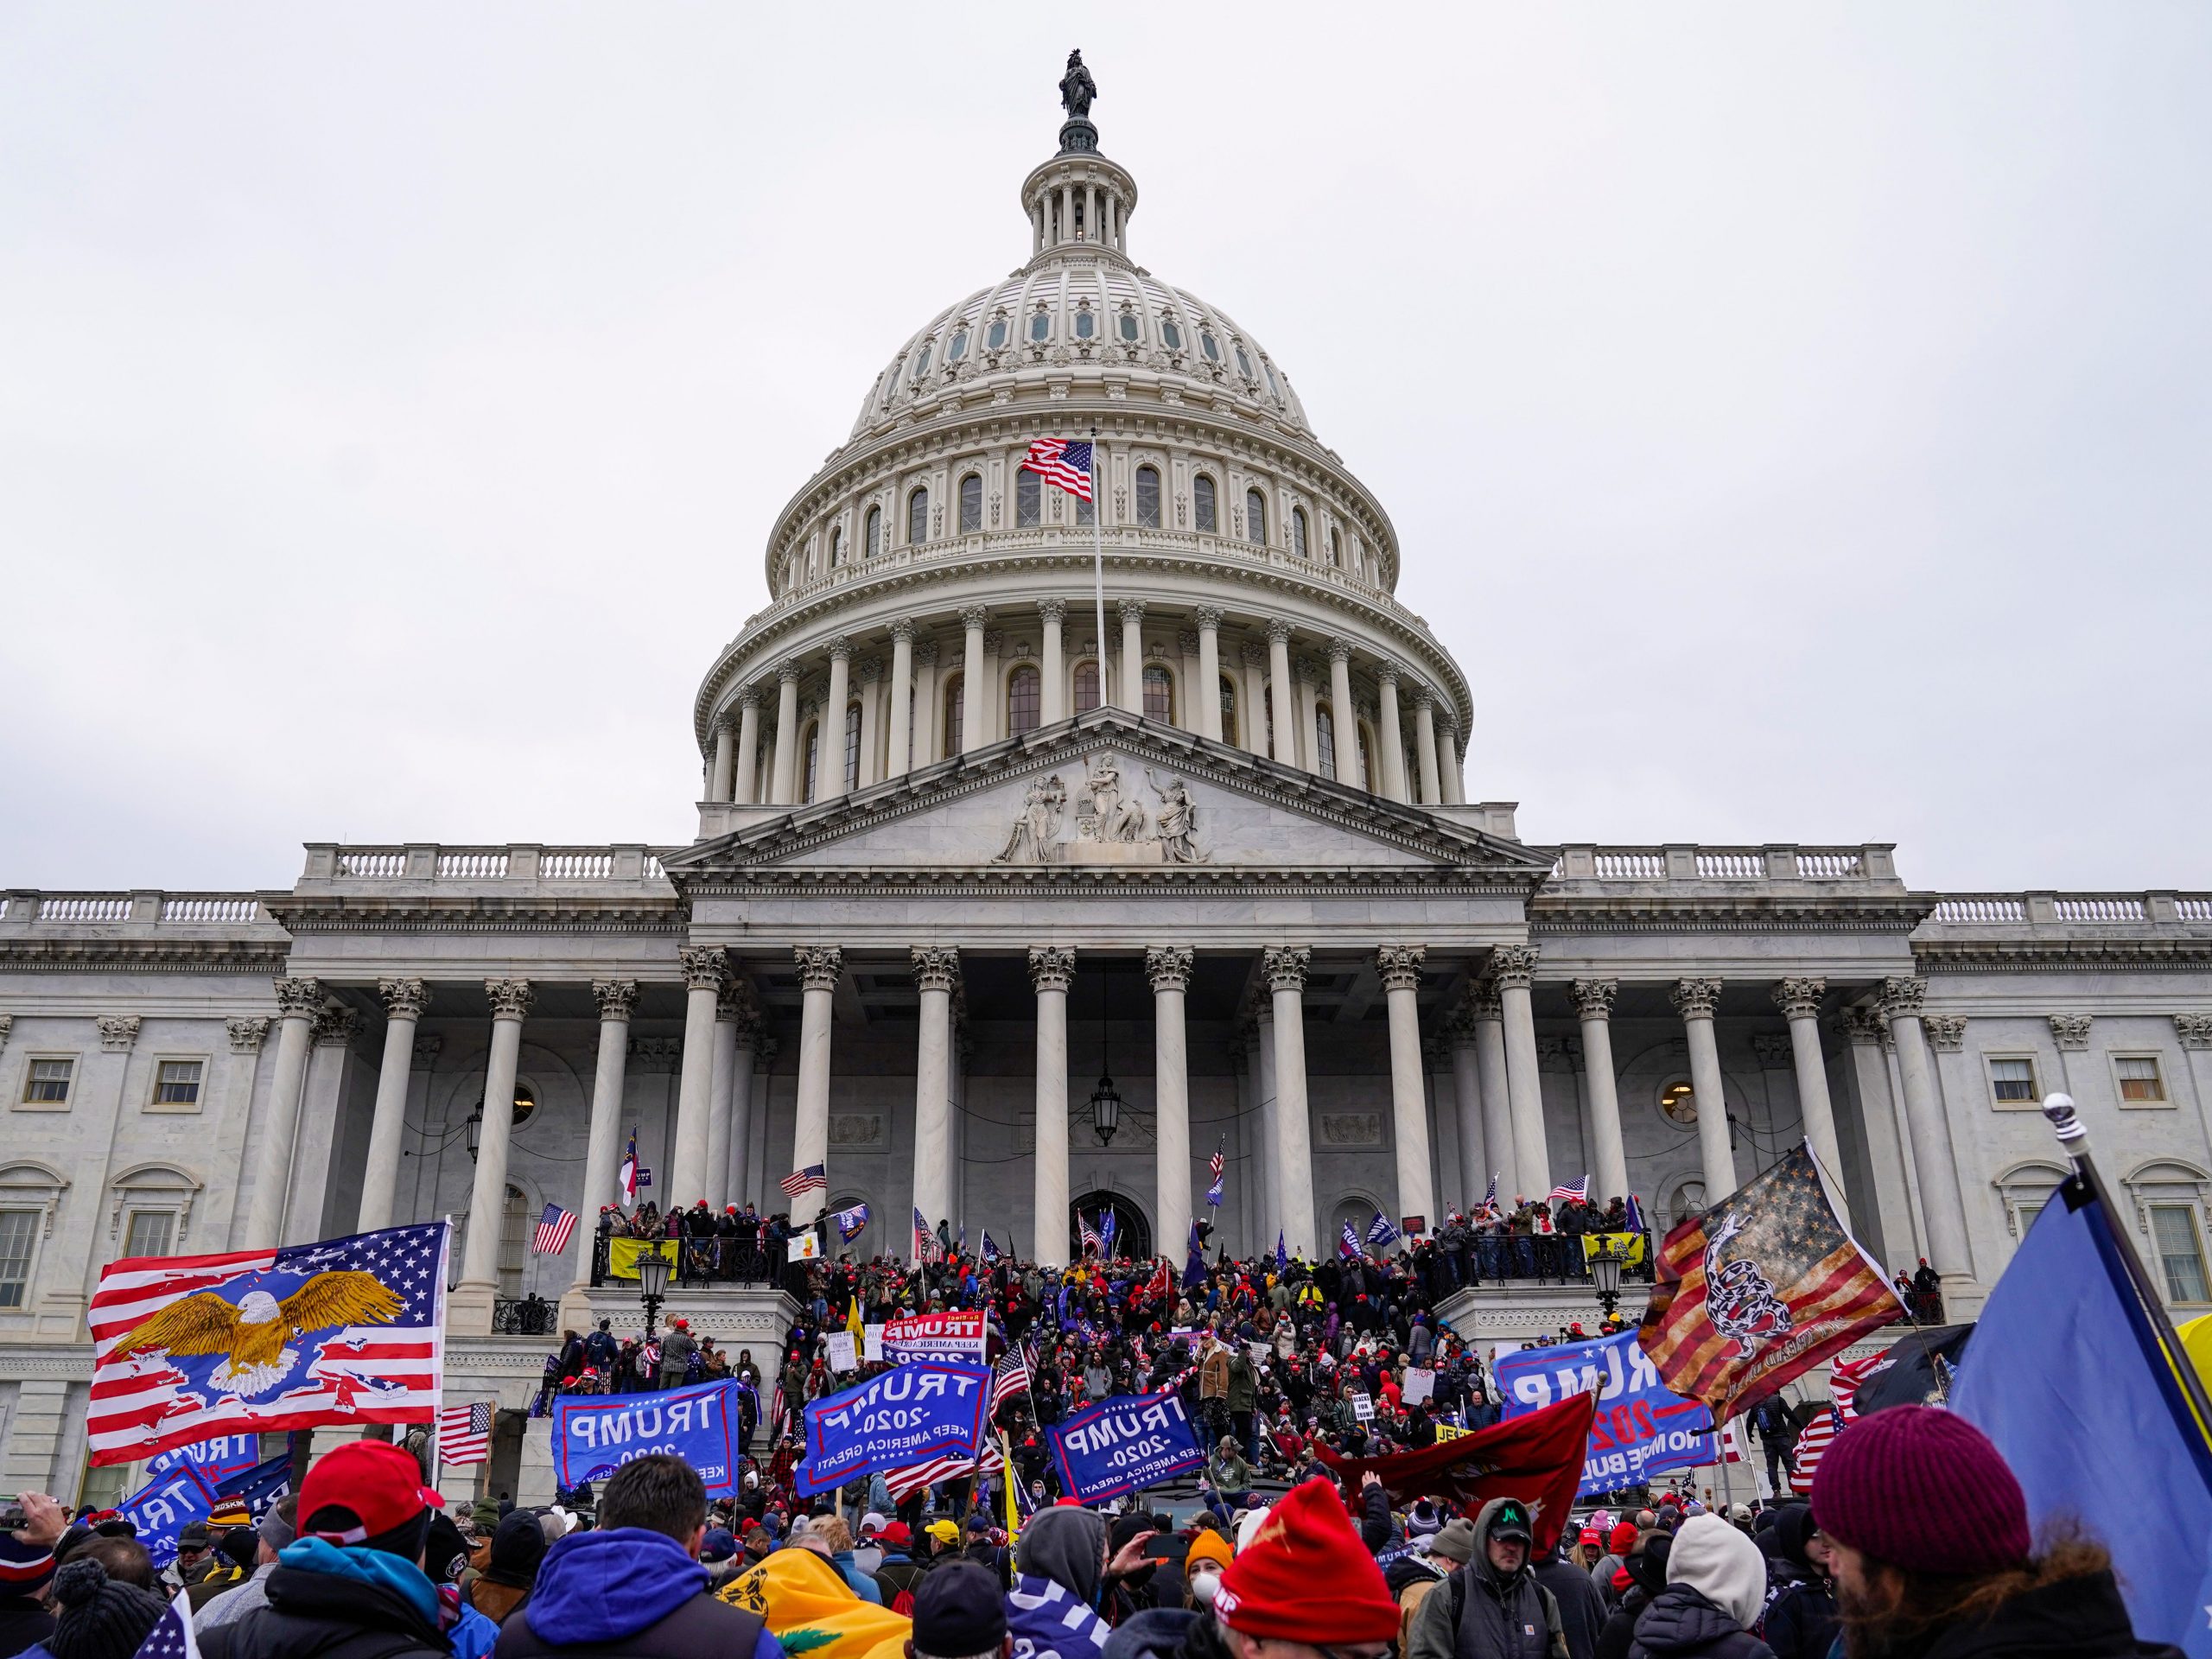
[637,1243,672,1340]
[1090,963,1122,1145]
[1589,1238,1625,1321]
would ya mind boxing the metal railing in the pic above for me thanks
[492,1295,558,1336]
[586,1233,779,1289]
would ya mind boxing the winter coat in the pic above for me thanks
[1224,1351,1258,1412]
[1910,1566,2183,1659]
[1534,1555,1607,1659]
[1405,1498,1567,1659]
[1593,1584,1651,1659]
[1624,1586,1774,1659]
[1757,1578,1835,1659]
[491,1529,776,1659]
[0,1599,56,1659]
[198,1538,450,1659]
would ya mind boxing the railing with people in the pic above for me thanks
[1421,1229,1657,1294]
[585,1230,783,1289]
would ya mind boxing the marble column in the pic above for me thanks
[1148,947,1195,1263]
[1571,978,1630,1209]
[666,947,727,1214]
[1439,720,1467,804]
[1038,601,1066,724]
[1672,977,1736,1203]
[887,620,916,776]
[912,947,960,1256]
[242,976,320,1251]
[790,947,842,1226]
[1774,978,1847,1213]
[709,715,735,804]
[912,641,940,764]
[1030,948,1075,1267]
[1446,1007,1485,1211]
[1264,948,1318,1256]
[1238,641,1269,757]
[1328,640,1360,784]
[1295,658,1322,773]
[726,1013,759,1213]
[356,977,428,1234]
[1413,689,1442,804]
[455,979,531,1327]
[1840,1007,1921,1263]
[1471,989,1515,1201]
[576,980,637,1281]
[1119,600,1146,713]
[1266,621,1299,766]
[1195,607,1224,740]
[707,982,744,1210]
[732,690,762,805]
[855,656,882,788]
[818,639,852,801]
[1376,663,1409,804]
[770,660,802,804]
[1883,977,1974,1283]
[1251,1014,1280,1250]
[959,607,988,753]
[1379,946,1433,1238]
[1492,946,1548,1200]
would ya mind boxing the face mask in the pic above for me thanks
[1190,1569,1221,1606]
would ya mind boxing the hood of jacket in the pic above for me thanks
[271,1536,444,1637]
[1631,1584,1751,1656]
[521,1528,708,1645]
[1465,1497,1535,1597]
[1015,1506,1106,1605]
[1666,1515,1765,1630]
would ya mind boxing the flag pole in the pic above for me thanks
[1090,426,1108,711]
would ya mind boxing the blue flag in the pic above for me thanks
[1049,1390,1206,1503]
[1624,1192,1646,1235]
[833,1201,870,1243]
[118,1465,219,1569]
[146,1434,261,1487]
[1953,1179,2212,1655]
[1366,1210,1401,1249]
[982,1230,999,1263]
[796,1360,992,1496]
[552,1378,746,1497]
[1275,1231,1287,1272]
[1184,1221,1205,1291]
[210,1453,293,1518]
[1100,1209,1117,1255]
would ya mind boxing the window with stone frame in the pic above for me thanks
[1357,722,1374,791]
[865,507,882,559]
[1074,486,1094,528]
[1193,474,1217,533]
[1073,661,1101,715]
[2152,1204,2211,1304]
[943,675,964,753]
[151,1060,202,1108]
[1135,466,1161,529]
[21,1058,72,1107]
[1245,488,1266,545]
[1218,677,1238,746]
[1986,1054,2040,1109]
[124,1209,174,1259]
[1017,470,1041,528]
[959,474,982,533]
[948,328,968,363]
[1314,703,1338,779]
[842,703,861,791]
[0,1210,35,1307]
[1007,665,1042,736]
[499,1185,531,1300]
[2116,1055,2169,1104]
[1329,527,1343,567]
[907,488,929,546]
[1142,664,1173,724]
[802,722,820,804]
[1292,507,1309,559]
[830,525,845,567]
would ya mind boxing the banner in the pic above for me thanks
[1581,1232,1648,1268]
[606,1238,677,1281]
[1049,1391,1206,1503]
[880,1310,988,1363]
[552,1377,744,1496]
[1402,1366,1435,1405]
[145,1434,262,1486]
[119,1464,219,1569]
[789,1233,821,1262]
[1494,1327,1715,1496]
[796,1361,992,1497]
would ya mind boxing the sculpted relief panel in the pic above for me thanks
[994,753,1206,867]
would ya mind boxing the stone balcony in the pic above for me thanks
[1914,888,2212,968]
[300,843,671,887]
[0,887,290,971]
[1544,843,1904,893]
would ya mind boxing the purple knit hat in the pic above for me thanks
[1812,1405,2031,1575]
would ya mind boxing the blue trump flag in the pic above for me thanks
[1050,1390,1205,1503]
[552,1377,745,1497]
[118,1464,219,1569]
[1493,1327,1714,1496]
[146,1434,261,1487]
[1953,1179,2212,1656]
[796,1360,992,1497]
[211,1453,293,1519]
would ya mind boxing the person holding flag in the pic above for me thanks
[1206,1141,1225,1209]
[618,1128,641,1207]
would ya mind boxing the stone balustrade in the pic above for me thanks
[1926,891,2212,925]
[301,844,671,885]
[1546,843,1899,887]
[1,890,276,927]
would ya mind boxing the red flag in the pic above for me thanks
[1316,1392,1595,1554]
[1638,1144,1903,1423]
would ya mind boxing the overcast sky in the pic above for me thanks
[3,4,2206,896]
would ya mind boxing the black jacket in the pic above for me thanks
[1627,1586,1773,1659]
[1914,1567,2183,1659]
[1594,1585,1651,1659]
[1758,1578,1836,1659]
[1535,1556,1608,1659]
[198,1563,450,1659]
[0,1599,56,1659]
[493,1592,766,1659]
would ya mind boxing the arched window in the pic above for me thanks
[948,328,968,362]
[1315,703,1337,779]
[1143,664,1173,723]
[943,676,964,754]
[865,507,881,559]
[959,474,982,533]
[1017,470,1041,528]
[1029,310,1052,342]
[1161,319,1183,351]
[1193,474,1217,533]
[1135,466,1161,529]
[1073,660,1101,715]
[802,722,820,802]
[1007,665,1042,735]
[1328,527,1343,567]
[1074,308,1095,340]
[842,702,861,791]
[830,525,844,567]
[1357,722,1375,791]
[1218,676,1238,746]
[1292,507,1310,559]
[1245,489,1267,545]
[912,344,931,380]
[907,487,929,547]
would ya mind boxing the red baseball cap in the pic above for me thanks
[877,1521,911,1546]
[298,1440,442,1544]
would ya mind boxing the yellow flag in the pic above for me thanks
[847,1294,864,1345]
[719,1546,909,1659]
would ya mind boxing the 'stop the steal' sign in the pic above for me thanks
[797,1360,991,1496]
[1049,1391,1205,1504]
[553,1377,743,1497]
[880,1309,988,1363]
[1492,1327,1714,1497]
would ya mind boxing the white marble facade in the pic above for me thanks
[5,94,2212,1504]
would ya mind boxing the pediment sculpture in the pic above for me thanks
[991,752,1207,867]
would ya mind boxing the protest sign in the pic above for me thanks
[119,1465,219,1569]
[788,1232,821,1262]
[1351,1391,1375,1422]
[863,1324,885,1362]
[553,1377,743,1496]
[1402,1367,1435,1405]
[797,1360,991,1496]
[1050,1391,1206,1503]
[825,1331,858,1372]
[880,1309,988,1363]
[1494,1327,1713,1495]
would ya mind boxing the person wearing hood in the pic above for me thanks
[1534,1535,1607,1659]
[1757,1507,1834,1659]
[1007,1507,1154,1656]
[1406,1496,1567,1659]
[491,1452,776,1659]
[1625,1515,1772,1659]
[198,1440,454,1659]
[465,1511,547,1626]
[1594,1534,1667,1659]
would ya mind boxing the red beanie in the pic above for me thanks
[1813,1406,2031,1575]
[1609,1521,1639,1554]
[1215,1480,1399,1643]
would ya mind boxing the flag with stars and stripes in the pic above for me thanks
[1625,1192,1648,1235]
[1478,1173,1500,1219]
[1366,1211,1401,1249]
[1020,436,1093,501]
[780,1163,827,1200]
[1548,1174,1590,1205]
[437,1400,493,1467]
[885,1438,1005,1504]
[990,1345,1032,1414]
[912,1207,935,1262]
[1206,1142,1224,1207]
[1080,1213,1104,1256]
[131,1591,197,1659]
[531,1203,577,1255]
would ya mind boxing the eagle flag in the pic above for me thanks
[86,1221,448,1466]
[1637,1144,1899,1422]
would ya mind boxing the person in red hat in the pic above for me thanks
[198,1439,448,1659]
[659,1314,698,1390]
[1212,1478,1401,1656]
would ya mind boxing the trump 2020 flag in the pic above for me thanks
[1953,1178,2212,1655]
[86,1222,448,1466]
[1637,1144,1899,1422]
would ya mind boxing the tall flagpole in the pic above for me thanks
[1090,426,1108,709]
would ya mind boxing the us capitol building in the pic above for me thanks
[4,61,2209,1500]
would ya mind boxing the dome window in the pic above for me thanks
[912,345,931,380]
[1017,470,1042,528]
[1315,703,1337,780]
[1235,345,1255,379]
[830,525,845,567]
[1292,507,1310,559]
[1200,330,1220,362]
[948,329,968,363]
[907,487,929,546]
[1263,360,1281,397]
[1328,527,1343,567]
[1245,488,1267,545]
[1118,312,1140,342]
[842,702,861,792]
[1193,474,1217,533]
[986,318,1008,351]
[1160,319,1183,351]
[1074,309,1095,340]
[1030,311,1052,343]
[959,473,982,533]
[1135,465,1160,530]
[1007,665,1042,736]
[865,506,882,559]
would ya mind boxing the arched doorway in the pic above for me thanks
[1070,1192,1152,1263]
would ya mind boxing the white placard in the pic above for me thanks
[863,1324,885,1362]
[1402,1366,1435,1405]
[788,1232,820,1261]
[824,1331,858,1372]
[1351,1390,1375,1422]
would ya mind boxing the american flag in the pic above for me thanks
[1206,1142,1224,1207]
[768,1379,787,1440]
[781,1163,827,1200]
[913,1207,936,1262]
[1365,1211,1400,1249]
[618,1129,640,1206]
[1020,436,1093,501]
[1478,1173,1500,1219]
[1790,1353,1878,1495]
[1339,1218,1362,1258]
[1079,1212,1104,1255]
[132,1591,197,1659]
[86,1222,448,1467]
[1548,1175,1590,1205]
[989,1344,1033,1413]
[438,1400,493,1467]
[885,1438,1005,1503]
[531,1203,577,1255]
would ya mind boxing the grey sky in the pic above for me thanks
[3,4,2206,895]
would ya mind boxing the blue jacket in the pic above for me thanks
[509,1528,779,1659]
[831,1549,883,1603]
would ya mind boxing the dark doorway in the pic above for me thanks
[1070,1191,1152,1263]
